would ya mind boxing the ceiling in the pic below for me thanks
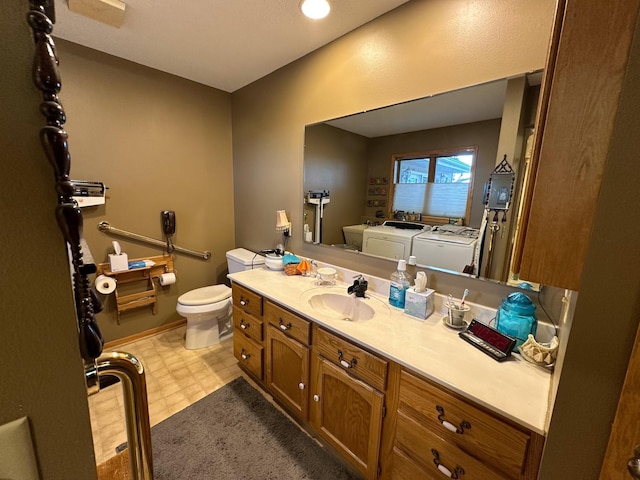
[325,79,509,138]
[323,71,543,137]
[52,0,410,93]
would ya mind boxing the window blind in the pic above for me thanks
[393,183,468,218]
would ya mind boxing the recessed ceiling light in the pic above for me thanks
[300,0,331,20]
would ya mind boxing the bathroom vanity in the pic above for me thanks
[229,267,550,479]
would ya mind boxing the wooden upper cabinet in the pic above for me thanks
[512,0,640,290]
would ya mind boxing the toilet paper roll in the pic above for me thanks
[95,274,116,295]
[159,272,176,286]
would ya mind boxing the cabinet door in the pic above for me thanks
[265,324,309,420]
[311,354,384,480]
[512,0,639,289]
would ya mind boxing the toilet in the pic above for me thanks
[177,248,264,350]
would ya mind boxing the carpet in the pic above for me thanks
[113,376,361,479]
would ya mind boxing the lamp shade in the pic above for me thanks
[276,210,290,231]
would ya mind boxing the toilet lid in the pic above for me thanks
[178,285,231,306]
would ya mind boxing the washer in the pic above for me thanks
[413,227,479,273]
[362,221,427,261]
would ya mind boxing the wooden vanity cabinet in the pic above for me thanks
[310,325,387,480]
[232,284,264,382]
[264,300,311,421]
[387,369,544,480]
[230,284,545,480]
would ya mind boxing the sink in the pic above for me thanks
[303,288,389,322]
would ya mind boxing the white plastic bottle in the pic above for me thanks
[389,259,411,308]
[406,255,417,284]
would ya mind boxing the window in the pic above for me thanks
[391,147,476,223]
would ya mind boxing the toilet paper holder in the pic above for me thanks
[96,255,174,324]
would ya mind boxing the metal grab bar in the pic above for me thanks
[98,221,211,260]
[87,352,154,480]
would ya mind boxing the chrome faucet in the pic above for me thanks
[348,274,368,298]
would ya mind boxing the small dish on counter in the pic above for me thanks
[518,334,558,369]
[442,316,468,330]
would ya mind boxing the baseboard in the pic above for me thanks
[103,319,186,349]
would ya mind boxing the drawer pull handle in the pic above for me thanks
[338,350,357,369]
[239,296,249,306]
[313,394,320,402]
[240,349,251,361]
[298,382,305,390]
[279,318,292,330]
[431,449,464,478]
[436,405,471,434]
[240,319,250,330]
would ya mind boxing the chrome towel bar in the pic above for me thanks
[98,221,211,260]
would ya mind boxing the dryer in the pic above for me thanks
[413,226,479,273]
[362,221,427,261]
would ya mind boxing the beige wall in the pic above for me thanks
[1,2,97,478]
[55,40,234,342]
[232,0,556,301]
[304,123,368,245]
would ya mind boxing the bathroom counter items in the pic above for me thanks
[228,267,552,436]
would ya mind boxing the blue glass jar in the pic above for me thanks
[495,292,537,348]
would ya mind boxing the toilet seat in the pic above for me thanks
[178,285,231,305]
[177,285,231,315]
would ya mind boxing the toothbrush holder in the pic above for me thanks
[446,302,470,327]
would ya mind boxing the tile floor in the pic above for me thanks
[88,325,241,465]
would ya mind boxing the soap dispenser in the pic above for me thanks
[495,292,537,348]
[389,259,410,308]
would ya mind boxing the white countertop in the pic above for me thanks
[228,266,552,436]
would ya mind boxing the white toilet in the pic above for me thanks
[177,248,264,350]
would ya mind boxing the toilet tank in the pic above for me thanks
[226,248,264,273]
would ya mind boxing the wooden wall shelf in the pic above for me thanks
[96,255,174,323]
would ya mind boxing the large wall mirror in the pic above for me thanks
[303,72,542,284]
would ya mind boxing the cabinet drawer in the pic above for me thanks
[314,327,387,391]
[399,370,529,479]
[395,409,507,479]
[232,284,263,318]
[233,306,263,342]
[264,300,310,345]
[233,329,263,380]
[390,446,439,480]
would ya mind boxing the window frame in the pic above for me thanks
[389,146,478,225]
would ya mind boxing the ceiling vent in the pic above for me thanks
[67,0,126,28]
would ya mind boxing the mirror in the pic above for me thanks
[303,72,542,283]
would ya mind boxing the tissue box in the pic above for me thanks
[109,253,129,272]
[404,287,435,320]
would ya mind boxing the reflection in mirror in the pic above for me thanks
[482,155,516,278]
[303,72,542,284]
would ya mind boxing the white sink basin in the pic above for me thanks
[302,287,389,322]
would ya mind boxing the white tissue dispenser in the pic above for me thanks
[404,287,435,320]
[109,252,129,272]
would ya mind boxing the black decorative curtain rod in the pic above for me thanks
[27,0,104,361]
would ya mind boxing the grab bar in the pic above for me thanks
[86,352,154,480]
[98,221,211,260]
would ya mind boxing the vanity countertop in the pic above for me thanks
[228,267,552,436]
